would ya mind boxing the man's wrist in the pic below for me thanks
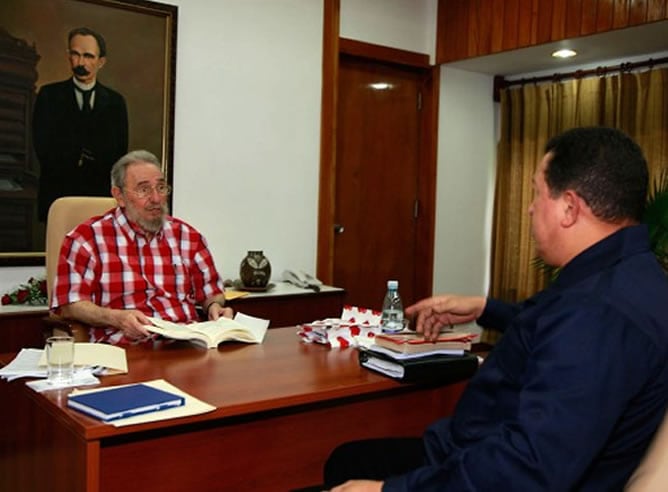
[206,300,225,312]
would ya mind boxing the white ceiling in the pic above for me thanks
[444,20,668,78]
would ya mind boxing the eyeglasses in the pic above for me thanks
[126,183,172,199]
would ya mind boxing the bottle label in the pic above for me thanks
[381,309,404,333]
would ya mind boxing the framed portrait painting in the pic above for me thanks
[0,0,177,265]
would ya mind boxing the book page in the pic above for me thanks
[38,343,128,374]
[146,312,269,345]
[368,345,466,359]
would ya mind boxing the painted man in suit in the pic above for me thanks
[33,27,128,221]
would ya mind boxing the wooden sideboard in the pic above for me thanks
[0,282,345,353]
[0,304,46,353]
[226,282,345,326]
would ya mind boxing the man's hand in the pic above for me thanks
[405,295,486,340]
[208,303,234,321]
[59,301,152,339]
[330,480,383,492]
[109,309,152,339]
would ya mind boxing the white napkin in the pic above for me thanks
[297,305,383,348]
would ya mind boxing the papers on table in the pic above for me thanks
[0,348,47,380]
[366,344,466,359]
[0,343,128,385]
[38,343,128,375]
[0,348,101,390]
[26,372,100,392]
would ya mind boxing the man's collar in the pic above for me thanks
[72,77,96,92]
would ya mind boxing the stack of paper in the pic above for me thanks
[0,348,47,380]
[359,348,480,383]
[0,343,129,391]
[38,343,128,375]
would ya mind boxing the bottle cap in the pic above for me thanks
[387,280,398,289]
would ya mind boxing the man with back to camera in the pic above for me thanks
[33,26,128,221]
[323,127,668,491]
[50,150,233,346]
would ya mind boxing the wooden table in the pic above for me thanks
[0,327,468,492]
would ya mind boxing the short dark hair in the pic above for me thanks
[68,27,107,57]
[544,127,648,222]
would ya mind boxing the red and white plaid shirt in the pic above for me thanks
[51,207,224,345]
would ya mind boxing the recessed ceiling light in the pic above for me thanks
[369,82,392,90]
[552,49,577,59]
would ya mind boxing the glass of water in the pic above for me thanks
[45,336,75,385]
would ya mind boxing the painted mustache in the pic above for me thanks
[73,66,90,76]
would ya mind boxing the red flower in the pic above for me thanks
[2,276,48,305]
[16,289,29,303]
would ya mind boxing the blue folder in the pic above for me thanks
[67,383,185,422]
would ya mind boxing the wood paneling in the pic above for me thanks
[649,0,667,20]
[316,0,339,285]
[0,308,47,352]
[502,0,521,50]
[537,0,555,43]
[596,0,615,31]
[490,0,506,53]
[437,0,668,64]
[629,0,649,25]
[581,0,600,35]
[517,0,538,47]
[613,0,631,28]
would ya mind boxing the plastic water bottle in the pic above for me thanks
[381,280,404,333]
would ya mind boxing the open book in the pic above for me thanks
[145,312,269,349]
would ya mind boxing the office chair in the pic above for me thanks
[44,196,117,341]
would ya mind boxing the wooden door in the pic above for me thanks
[333,55,423,310]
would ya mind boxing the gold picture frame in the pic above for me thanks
[0,0,177,265]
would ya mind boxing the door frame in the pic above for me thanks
[317,0,440,303]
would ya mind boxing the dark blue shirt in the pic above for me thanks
[385,225,668,491]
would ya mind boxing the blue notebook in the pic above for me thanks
[67,383,185,422]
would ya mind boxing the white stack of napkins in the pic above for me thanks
[297,305,382,348]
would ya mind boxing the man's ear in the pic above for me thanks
[560,190,581,227]
[111,186,124,206]
[98,56,106,70]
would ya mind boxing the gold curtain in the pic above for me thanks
[482,67,668,345]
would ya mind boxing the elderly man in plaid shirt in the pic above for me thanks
[51,149,232,346]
